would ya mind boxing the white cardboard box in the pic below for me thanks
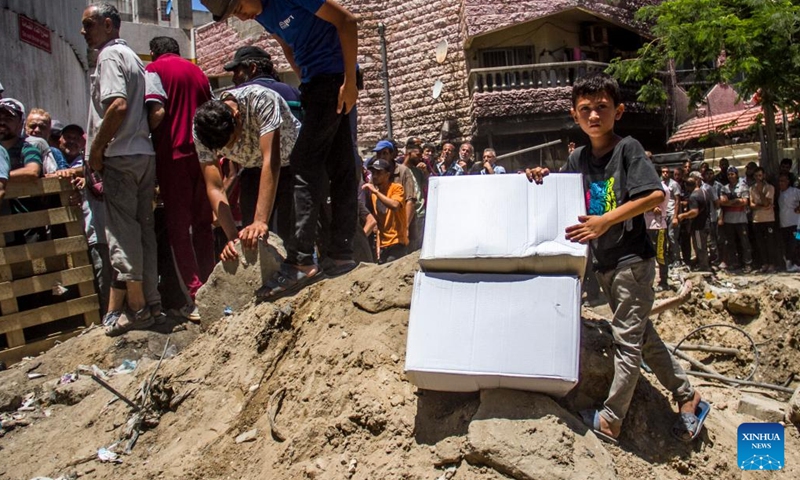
[419,173,588,277]
[404,272,581,397]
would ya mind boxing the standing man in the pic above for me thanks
[719,167,753,272]
[749,167,780,272]
[144,36,214,321]
[81,3,160,335]
[436,142,462,176]
[475,148,505,175]
[202,0,360,287]
[676,175,711,271]
[661,166,682,267]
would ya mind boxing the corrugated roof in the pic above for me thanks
[668,106,794,144]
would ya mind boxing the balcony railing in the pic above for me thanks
[469,61,610,94]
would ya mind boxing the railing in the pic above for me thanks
[469,61,611,94]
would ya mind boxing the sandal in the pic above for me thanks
[256,264,323,303]
[672,400,711,442]
[580,409,619,445]
[105,308,155,337]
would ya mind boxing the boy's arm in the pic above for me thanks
[565,189,665,244]
[272,35,301,78]
[677,206,699,221]
[239,130,281,250]
[315,1,358,114]
[200,160,240,260]
[362,183,402,210]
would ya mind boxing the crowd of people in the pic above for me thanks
[645,154,800,294]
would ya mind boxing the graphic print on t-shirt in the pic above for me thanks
[586,178,617,215]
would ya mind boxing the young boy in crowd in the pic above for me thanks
[526,72,707,444]
[362,158,408,264]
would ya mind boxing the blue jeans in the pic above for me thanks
[287,74,357,266]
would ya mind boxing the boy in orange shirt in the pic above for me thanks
[363,158,408,263]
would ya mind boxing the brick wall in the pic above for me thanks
[194,0,657,149]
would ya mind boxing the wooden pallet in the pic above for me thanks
[0,178,100,364]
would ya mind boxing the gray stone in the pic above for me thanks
[196,233,285,327]
[0,391,22,412]
[738,395,785,423]
[785,386,800,426]
[235,428,258,444]
[465,389,617,480]
[434,437,464,466]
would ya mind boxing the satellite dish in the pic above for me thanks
[432,80,444,100]
[435,39,448,64]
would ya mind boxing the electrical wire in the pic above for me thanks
[671,323,759,381]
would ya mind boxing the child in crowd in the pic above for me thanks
[362,158,408,264]
[526,72,708,444]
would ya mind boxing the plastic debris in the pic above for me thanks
[235,428,258,444]
[223,306,233,316]
[52,282,68,296]
[59,373,78,384]
[27,373,45,380]
[112,360,137,375]
[97,447,122,463]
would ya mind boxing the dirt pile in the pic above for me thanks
[1,254,799,480]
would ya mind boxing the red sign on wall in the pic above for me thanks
[19,15,52,54]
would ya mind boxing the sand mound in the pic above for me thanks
[2,253,799,480]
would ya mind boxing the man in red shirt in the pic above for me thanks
[145,36,214,321]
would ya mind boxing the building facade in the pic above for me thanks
[196,0,669,168]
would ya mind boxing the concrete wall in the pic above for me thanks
[120,21,192,61]
[0,1,89,126]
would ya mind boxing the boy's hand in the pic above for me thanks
[221,239,240,262]
[239,220,268,250]
[565,215,610,244]
[525,167,550,184]
[338,80,358,114]
[361,183,378,194]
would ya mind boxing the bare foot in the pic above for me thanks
[679,390,701,415]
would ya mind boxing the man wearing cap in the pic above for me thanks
[363,158,408,263]
[25,108,69,173]
[225,45,302,248]
[202,0,360,284]
[144,36,214,320]
[82,3,160,335]
[0,98,42,182]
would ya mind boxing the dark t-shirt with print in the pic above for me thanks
[687,187,710,231]
[564,136,662,272]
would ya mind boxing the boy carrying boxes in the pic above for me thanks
[526,73,709,445]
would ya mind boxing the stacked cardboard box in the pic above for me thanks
[405,174,587,397]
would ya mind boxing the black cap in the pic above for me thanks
[224,46,271,71]
[369,158,394,172]
[60,124,85,136]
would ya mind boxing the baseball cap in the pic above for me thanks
[372,140,395,153]
[60,124,85,136]
[201,0,242,22]
[368,158,393,172]
[50,120,65,136]
[0,98,25,118]
[224,46,270,71]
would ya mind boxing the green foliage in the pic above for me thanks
[606,0,800,110]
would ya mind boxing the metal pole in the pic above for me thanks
[495,139,563,160]
[378,23,393,139]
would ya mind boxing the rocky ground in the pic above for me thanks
[1,245,799,480]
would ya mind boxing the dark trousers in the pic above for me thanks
[691,227,710,270]
[753,222,780,267]
[722,222,753,267]
[287,74,357,266]
[679,221,692,265]
[239,165,296,251]
[379,243,407,264]
[780,226,799,265]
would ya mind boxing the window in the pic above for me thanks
[479,47,535,68]
[160,0,171,22]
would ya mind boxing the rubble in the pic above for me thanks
[737,395,785,423]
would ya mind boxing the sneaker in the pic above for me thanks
[787,264,800,273]
[179,303,201,322]
[742,265,752,274]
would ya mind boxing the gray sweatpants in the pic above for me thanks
[103,154,160,306]
[595,259,694,429]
